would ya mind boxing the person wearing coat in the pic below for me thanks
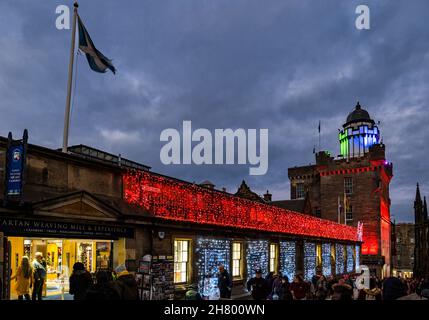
[85,270,120,300]
[247,269,269,300]
[32,252,47,301]
[112,264,139,300]
[69,262,93,300]
[11,256,33,300]
[217,264,233,299]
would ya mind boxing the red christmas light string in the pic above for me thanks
[123,170,359,242]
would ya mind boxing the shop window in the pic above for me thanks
[174,239,190,284]
[269,243,279,273]
[296,183,305,199]
[316,244,322,268]
[232,242,242,278]
[344,177,353,195]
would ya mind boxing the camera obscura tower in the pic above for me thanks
[286,102,393,277]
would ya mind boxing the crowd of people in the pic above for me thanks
[7,253,429,301]
[213,265,429,300]
[9,253,139,300]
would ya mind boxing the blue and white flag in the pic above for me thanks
[77,15,116,74]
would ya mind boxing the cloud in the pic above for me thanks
[98,128,142,145]
[1,0,429,222]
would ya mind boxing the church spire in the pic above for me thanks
[415,183,424,224]
[424,196,428,221]
[415,183,422,203]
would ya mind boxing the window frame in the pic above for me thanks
[295,183,305,199]
[269,243,279,274]
[344,177,353,195]
[232,241,243,279]
[345,204,353,222]
[173,238,191,284]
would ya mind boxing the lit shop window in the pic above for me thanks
[344,177,353,195]
[316,244,322,268]
[174,239,190,284]
[269,243,279,273]
[296,183,305,199]
[232,242,242,278]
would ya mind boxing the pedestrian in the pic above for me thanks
[85,270,120,300]
[363,277,382,300]
[331,279,353,300]
[382,276,407,300]
[265,272,275,296]
[247,269,269,300]
[416,276,429,299]
[217,264,232,299]
[270,272,283,300]
[279,275,293,300]
[290,274,310,300]
[112,264,139,300]
[31,252,46,301]
[69,262,93,300]
[315,275,328,300]
[11,256,33,300]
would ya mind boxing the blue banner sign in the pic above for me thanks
[6,144,24,196]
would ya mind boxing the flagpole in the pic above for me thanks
[62,2,79,153]
[337,196,340,224]
[344,192,347,225]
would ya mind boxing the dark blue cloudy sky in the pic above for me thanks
[1,0,428,222]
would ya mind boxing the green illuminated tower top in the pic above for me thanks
[339,102,380,158]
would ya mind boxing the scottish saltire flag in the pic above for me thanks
[77,15,116,74]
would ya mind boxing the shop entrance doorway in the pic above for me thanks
[8,237,115,300]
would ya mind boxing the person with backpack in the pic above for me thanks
[112,264,139,300]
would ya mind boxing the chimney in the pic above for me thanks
[263,190,272,202]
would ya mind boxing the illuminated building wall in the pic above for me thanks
[346,245,354,273]
[336,244,345,275]
[196,238,230,299]
[322,243,332,276]
[279,241,296,280]
[356,245,360,269]
[304,241,316,280]
[339,124,380,158]
[246,240,269,280]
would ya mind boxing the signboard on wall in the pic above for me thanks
[0,217,134,239]
[6,145,24,196]
[3,130,28,205]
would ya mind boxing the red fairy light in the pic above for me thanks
[123,171,359,242]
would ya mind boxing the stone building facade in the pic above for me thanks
[391,223,414,278]
[285,103,393,278]
[0,133,360,300]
